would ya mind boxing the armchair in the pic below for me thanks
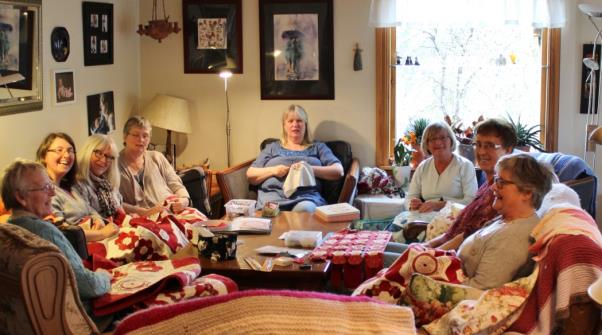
[0,223,98,335]
[217,140,360,205]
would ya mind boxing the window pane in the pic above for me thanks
[395,25,542,140]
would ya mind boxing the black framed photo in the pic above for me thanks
[259,0,334,100]
[0,5,35,90]
[87,91,115,135]
[581,44,601,114]
[82,2,113,66]
[183,0,243,74]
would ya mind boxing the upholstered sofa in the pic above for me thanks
[0,223,99,335]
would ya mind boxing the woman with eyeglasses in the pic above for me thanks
[36,132,118,242]
[1,159,111,327]
[384,118,518,265]
[75,134,189,263]
[118,116,193,216]
[406,121,478,213]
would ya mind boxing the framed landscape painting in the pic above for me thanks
[259,0,334,99]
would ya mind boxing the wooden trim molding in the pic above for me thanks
[375,28,395,166]
[541,28,560,152]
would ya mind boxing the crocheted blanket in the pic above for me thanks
[112,290,416,335]
[507,205,602,334]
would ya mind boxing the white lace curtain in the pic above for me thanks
[369,0,567,28]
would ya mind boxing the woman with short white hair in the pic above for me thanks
[406,120,478,213]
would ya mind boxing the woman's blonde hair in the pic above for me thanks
[281,104,312,146]
[77,134,120,190]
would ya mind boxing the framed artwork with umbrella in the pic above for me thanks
[259,0,334,99]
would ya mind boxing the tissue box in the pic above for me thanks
[198,232,238,261]
[225,199,256,219]
[284,230,323,248]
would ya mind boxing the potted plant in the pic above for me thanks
[506,114,545,152]
[444,114,483,163]
[392,134,415,189]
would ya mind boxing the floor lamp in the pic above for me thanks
[580,4,602,170]
[220,70,233,167]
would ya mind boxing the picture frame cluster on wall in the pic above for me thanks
[82,1,113,66]
[183,0,243,74]
[259,0,334,100]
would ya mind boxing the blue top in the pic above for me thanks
[251,141,341,210]
[8,216,110,309]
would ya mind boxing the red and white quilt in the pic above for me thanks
[93,257,237,316]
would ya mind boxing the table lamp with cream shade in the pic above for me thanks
[142,94,192,167]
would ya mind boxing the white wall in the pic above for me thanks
[139,0,375,170]
[558,0,602,224]
[0,0,140,168]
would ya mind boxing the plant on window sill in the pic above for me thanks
[506,113,544,152]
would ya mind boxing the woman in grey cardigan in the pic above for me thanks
[118,115,192,216]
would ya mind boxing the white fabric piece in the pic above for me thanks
[354,194,405,220]
[283,161,316,198]
[369,0,566,28]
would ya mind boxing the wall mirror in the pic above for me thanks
[0,0,42,116]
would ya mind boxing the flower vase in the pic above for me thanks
[392,165,412,191]
[410,145,424,169]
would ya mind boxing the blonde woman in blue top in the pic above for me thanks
[247,105,344,212]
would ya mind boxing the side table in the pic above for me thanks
[353,194,405,220]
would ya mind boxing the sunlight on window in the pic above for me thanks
[395,24,542,138]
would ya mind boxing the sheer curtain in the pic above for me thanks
[369,0,566,28]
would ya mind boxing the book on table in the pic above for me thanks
[211,217,272,234]
[315,203,360,222]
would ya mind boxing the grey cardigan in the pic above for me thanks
[118,150,189,208]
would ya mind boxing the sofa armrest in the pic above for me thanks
[216,159,255,204]
[337,157,360,204]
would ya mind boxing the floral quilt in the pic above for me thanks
[93,257,237,316]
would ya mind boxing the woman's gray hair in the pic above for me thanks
[1,159,47,211]
[496,153,555,209]
[123,115,152,139]
[281,104,312,146]
[420,120,458,154]
[77,134,120,190]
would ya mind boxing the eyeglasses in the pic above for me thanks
[428,136,449,143]
[472,141,503,151]
[93,149,115,162]
[128,132,150,140]
[47,147,75,155]
[493,175,515,188]
[25,183,55,193]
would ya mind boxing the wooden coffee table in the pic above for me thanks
[198,211,350,290]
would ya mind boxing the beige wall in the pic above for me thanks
[140,0,375,170]
[0,0,140,168]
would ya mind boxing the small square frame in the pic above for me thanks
[52,69,76,106]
